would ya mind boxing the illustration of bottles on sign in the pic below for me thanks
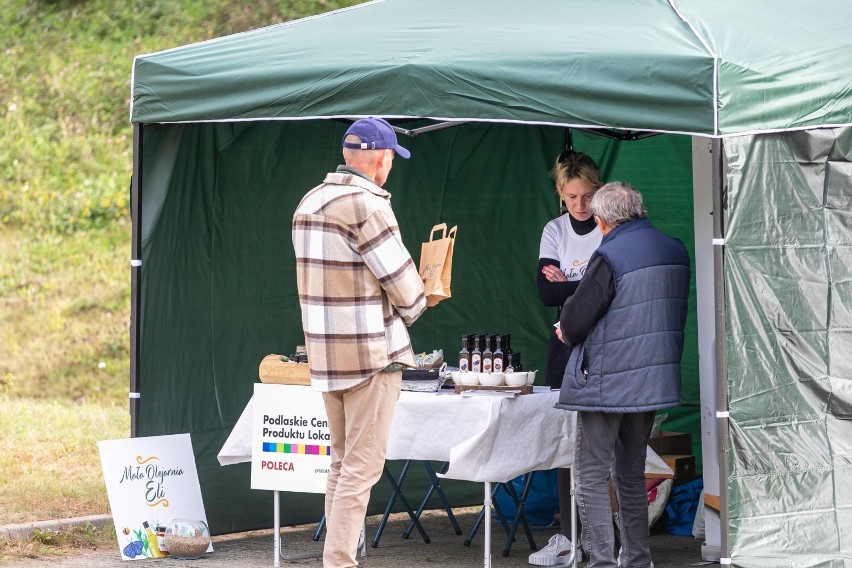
[120,521,169,559]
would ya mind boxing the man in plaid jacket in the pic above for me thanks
[292,117,427,568]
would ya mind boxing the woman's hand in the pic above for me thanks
[541,264,567,283]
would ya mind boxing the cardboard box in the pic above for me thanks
[649,431,693,456]
[661,454,696,480]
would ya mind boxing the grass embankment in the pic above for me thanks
[0,395,127,560]
[0,397,129,522]
[0,0,365,560]
[0,224,130,402]
[0,225,129,558]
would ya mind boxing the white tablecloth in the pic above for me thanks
[217,386,671,483]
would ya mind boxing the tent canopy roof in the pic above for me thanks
[130,0,852,137]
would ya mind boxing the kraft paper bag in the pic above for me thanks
[419,223,457,307]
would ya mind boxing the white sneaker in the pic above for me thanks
[528,533,574,566]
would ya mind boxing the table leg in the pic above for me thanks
[501,473,538,556]
[374,463,431,546]
[484,481,492,568]
[313,514,325,541]
[372,462,410,547]
[464,483,510,546]
[403,461,462,538]
[431,461,463,535]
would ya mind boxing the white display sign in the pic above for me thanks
[250,383,331,493]
[98,433,212,560]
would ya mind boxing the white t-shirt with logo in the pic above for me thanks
[538,214,603,281]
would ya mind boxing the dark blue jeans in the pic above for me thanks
[574,410,655,568]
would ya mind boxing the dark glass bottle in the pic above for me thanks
[493,335,504,373]
[502,334,512,359]
[482,335,493,373]
[507,352,522,372]
[471,335,482,372]
[458,336,470,372]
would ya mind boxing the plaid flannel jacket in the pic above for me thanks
[292,171,427,392]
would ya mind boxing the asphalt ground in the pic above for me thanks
[2,508,710,567]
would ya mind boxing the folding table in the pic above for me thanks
[218,387,672,568]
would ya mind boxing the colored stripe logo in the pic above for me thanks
[262,442,330,456]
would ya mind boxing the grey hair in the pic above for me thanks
[589,181,647,226]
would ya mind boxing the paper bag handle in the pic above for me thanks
[429,223,448,242]
[447,225,457,240]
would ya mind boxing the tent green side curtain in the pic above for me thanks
[130,0,852,136]
[724,127,852,566]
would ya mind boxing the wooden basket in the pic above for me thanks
[258,354,311,385]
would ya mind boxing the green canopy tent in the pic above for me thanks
[129,1,852,565]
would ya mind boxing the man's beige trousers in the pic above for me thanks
[321,370,402,568]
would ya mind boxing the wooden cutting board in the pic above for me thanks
[258,354,311,385]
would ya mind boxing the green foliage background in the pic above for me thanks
[0,0,365,402]
[0,0,365,233]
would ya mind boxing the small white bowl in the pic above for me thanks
[526,370,537,386]
[459,372,480,386]
[504,372,527,387]
[480,372,504,387]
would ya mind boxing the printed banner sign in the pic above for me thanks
[98,433,212,560]
[251,383,331,492]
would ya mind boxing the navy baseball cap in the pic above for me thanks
[342,117,411,159]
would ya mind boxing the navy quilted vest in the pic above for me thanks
[556,218,690,413]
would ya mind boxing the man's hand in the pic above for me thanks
[554,323,565,343]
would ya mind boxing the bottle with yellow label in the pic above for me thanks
[143,521,166,558]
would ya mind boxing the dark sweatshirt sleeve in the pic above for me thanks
[537,257,580,307]
[559,256,615,347]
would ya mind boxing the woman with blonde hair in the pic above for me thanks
[530,149,603,567]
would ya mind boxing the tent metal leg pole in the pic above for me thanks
[130,123,143,438]
[711,138,731,562]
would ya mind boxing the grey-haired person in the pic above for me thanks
[555,182,690,568]
[532,150,604,566]
[292,117,427,568]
